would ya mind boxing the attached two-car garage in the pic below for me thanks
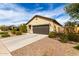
[26,15,63,35]
[33,25,49,34]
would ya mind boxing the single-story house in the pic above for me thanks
[26,15,63,34]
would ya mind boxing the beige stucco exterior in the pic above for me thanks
[27,16,63,34]
[64,25,79,34]
[75,26,79,33]
[77,27,79,33]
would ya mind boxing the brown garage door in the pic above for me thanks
[33,25,49,34]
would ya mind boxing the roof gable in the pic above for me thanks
[26,15,62,26]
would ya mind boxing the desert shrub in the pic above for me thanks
[15,31,22,35]
[59,33,79,43]
[49,31,79,43]
[0,32,4,34]
[11,28,22,35]
[19,24,27,33]
[56,33,64,37]
[1,34,10,37]
[59,34,68,43]
[48,32,65,38]
[48,32,57,38]
[11,28,17,34]
[1,32,10,37]
[74,45,79,50]
[67,33,79,42]
[0,32,8,34]
[0,25,9,31]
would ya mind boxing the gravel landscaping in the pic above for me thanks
[11,37,79,56]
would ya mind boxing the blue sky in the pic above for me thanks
[0,3,70,26]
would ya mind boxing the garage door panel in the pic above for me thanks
[33,25,49,34]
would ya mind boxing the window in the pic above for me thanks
[29,25,31,29]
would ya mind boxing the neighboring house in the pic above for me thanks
[26,15,63,34]
[9,25,19,31]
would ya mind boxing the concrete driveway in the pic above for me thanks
[1,33,47,52]
[0,40,11,56]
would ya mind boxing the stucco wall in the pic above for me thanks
[27,17,63,33]
[76,27,79,33]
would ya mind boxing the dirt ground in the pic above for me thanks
[11,37,79,56]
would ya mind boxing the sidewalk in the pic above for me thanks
[0,40,11,56]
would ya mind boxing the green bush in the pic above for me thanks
[15,31,22,35]
[0,32,8,34]
[56,33,64,37]
[0,25,9,31]
[74,45,79,50]
[59,34,68,43]
[59,33,79,43]
[1,33,10,37]
[11,28,22,35]
[67,33,79,42]
[48,32,65,38]
[48,32,57,38]
[19,24,27,33]
[11,28,17,34]
[48,31,79,43]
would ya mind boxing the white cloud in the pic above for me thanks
[0,3,31,25]
[56,15,70,25]
[31,4,69,26]
[32,5,65,18]
[0,3,26,12]
[0,3,68,26]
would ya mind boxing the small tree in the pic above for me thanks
[65,21,75,33]
[65,3,79,20]
[19,24,27,33]
[11,28,17,34]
